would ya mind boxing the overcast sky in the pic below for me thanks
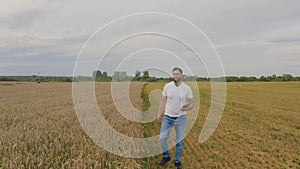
[0,0,299,77]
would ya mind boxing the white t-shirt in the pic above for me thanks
[162,81,193,117]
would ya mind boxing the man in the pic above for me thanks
[157,67,194,169]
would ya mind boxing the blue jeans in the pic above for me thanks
[159,114,186,163]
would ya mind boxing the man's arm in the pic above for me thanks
[181,97,194,111]
[157,95,167,122]
[181,86,194,111]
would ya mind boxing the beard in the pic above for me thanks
[173,77,181,83]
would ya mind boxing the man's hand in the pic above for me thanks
[158,115,163,123]
[180,104,192,111]
[180,98,194,111]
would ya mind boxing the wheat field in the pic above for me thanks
[0,81,299,169]
[143,82,300,169]
[0,82,145,169]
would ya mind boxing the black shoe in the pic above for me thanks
[158,156,171,166]
[174,162,182,169]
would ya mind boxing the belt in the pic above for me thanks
[165,114,178,119]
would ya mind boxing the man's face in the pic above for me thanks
[172,70,182,82]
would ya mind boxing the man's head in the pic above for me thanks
[172,67,183,83]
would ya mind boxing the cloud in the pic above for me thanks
[266,38,300,43]
[0,8,48,29]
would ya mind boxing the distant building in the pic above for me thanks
[112,71,127,81]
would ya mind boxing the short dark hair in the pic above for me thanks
[172,67,183,74]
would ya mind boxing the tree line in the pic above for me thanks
[0,71,299,82]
